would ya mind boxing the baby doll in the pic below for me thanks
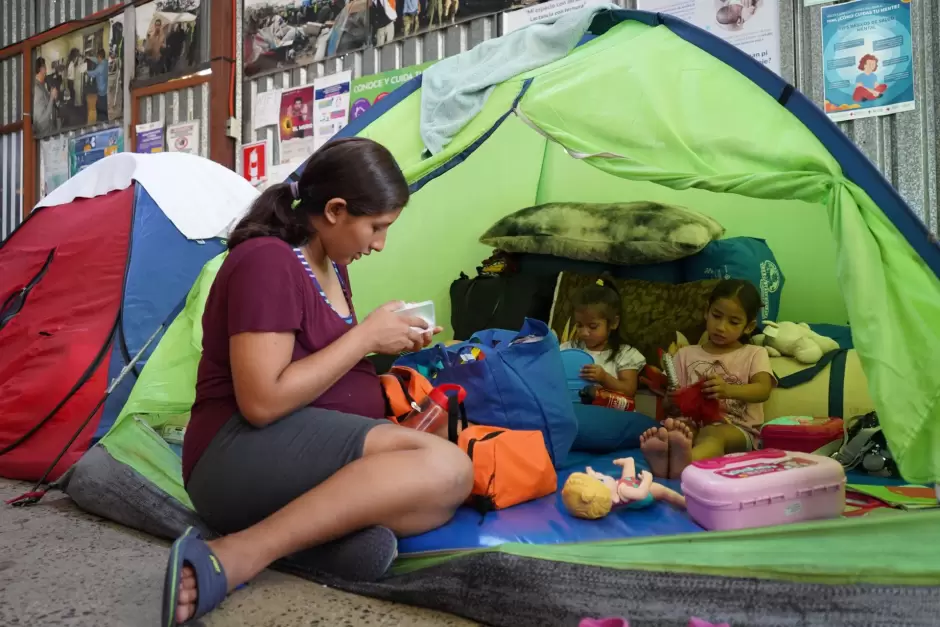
[562,457,686,520]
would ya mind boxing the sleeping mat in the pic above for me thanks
[399,448,704,555]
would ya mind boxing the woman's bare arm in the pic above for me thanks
[230,326,373,427]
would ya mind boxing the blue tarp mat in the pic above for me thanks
[397,448,911,556]
[398,448,703,555]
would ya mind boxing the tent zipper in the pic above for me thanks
[0,248,56,332]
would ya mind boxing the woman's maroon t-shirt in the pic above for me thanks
[181,236,385,483]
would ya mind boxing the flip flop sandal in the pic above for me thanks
[162,527,229,627]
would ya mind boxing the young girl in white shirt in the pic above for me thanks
[561,277,646,399]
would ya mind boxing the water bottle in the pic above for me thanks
[579,385,635,412]
[399,384,467,433]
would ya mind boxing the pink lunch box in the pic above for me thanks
[681,449,846,531]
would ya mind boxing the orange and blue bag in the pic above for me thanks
[379,366,434,423]
[457,426,557,512]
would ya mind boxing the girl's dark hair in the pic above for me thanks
[228,137,409,249]
[573,273,625,362]
[708,279,763,332]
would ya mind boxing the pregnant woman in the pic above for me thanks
[162,137,473,626]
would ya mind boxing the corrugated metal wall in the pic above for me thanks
[242,0,939,234]
[136,82,212,159]
[0,0,36,49]
[0,54,22,127]
[0,130,23,240]
[37,0,125,41]
[0,0,124,48]
[786,0,939,235]
[0,53,23,241]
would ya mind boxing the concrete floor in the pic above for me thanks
[0,478,478,627]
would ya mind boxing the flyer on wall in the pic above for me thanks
[135,120,165,153]
[167,120,201,154]
[821,0,914,122]
[350,62,435,121]
[40,136,70,197]
[313,70,351,149]
[636,0,781,75]
[502,0,609,34]
[69,127,124,177]
[278,85,315,164]
[242,139,269,186]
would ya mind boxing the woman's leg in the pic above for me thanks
[691,423,749,461]
[177,419,472,622]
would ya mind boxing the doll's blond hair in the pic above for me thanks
[561,472,612,520]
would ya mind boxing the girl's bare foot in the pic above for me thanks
[664,420,694,480]
[640,427,670,478]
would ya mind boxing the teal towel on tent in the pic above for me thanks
[419,3,618,155]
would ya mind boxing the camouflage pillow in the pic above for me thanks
[550,272,720,365]
[480,202,725,265]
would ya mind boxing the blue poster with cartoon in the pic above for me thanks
[821,0,915,122]
[69,127,124,177]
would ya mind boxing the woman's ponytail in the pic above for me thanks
[227,137,409,250]
[227,181,314,249]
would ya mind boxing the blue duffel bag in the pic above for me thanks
[395,318,578,467]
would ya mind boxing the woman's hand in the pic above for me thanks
[359,301,431,355]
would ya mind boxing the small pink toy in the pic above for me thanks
[680,448,846,531]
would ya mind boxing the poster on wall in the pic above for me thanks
[501,0,608,34]
[40,136,70,197]
[167,120,201,154]
[258,161,304,190]
[135,0,203,82]
[69,127,125,177]
[350,61,435,120]
[636,0,781,75]
[32,15,125,138]
[279,85,315,163]
[242,139,270,185]
[135,121,166,153]
[244,0,370,77]
[313,70,351,149]
[821,0,914,121]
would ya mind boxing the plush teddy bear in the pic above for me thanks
[751,321,840,364]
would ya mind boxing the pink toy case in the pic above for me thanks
[681,449,846,531]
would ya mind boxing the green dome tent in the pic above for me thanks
[57,8,939,625]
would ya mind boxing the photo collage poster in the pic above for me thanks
[135,0,204,83]
[244,0,568,77]
[32,15,125,138]
[244,0,370,76]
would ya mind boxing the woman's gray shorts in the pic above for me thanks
[186,408,389,534]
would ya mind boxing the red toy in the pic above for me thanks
[672,380,723,425]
